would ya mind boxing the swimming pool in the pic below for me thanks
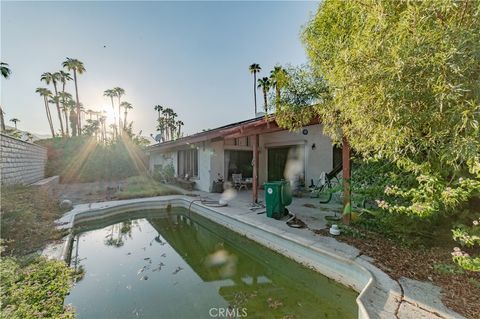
[66,208,357,318]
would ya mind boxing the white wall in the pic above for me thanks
[149,123,333,192]
[257,124,333,185]
[149,150,177,173]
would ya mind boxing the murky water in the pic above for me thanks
[66,209,357,319]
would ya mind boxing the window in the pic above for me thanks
[178,149,198,178]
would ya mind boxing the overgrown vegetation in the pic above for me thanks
[1,185,76,318]
[0,256,75,319]
[115,175,180,199]
[0,185,66,256]
[275,0,480,273]
[38,136,148,183]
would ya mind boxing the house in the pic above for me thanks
[147,116,341,196]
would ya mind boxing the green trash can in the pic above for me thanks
[264,181,292,219]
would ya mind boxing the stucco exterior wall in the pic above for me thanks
[148,124,333,192]
[1,133,47,185]
[258,124,333,185]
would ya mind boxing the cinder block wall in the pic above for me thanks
[0,133,47,185]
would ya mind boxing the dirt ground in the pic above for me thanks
[314,228,480,319]
[56,180,128,204]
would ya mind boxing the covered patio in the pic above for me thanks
[185,187,343,232]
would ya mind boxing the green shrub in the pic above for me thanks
[37,136,148,183]
[0,257,75,319]
[115,176,180,199]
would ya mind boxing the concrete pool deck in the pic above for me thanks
[47,192,464,319]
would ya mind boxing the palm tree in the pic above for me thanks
[58,91,72,137]
[154,105,164,138]
[113,87,125,133]
[62,58,85,135]
[269,66,288,111]
[0,62,11,79]
[176,120,184,139]
[36,88,55,137]
[257,77,271,113]
[9,118,19,129]
[58,71,72,136]
[120,101,133,130]
[249,63,261,115]
[0,62,11,132]
[104,89,117,136]
[41,72,65,136]
[65,99,77,137]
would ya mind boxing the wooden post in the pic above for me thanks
[252,134,259,203]
[342,136,351,225]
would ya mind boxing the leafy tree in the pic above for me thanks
[62,58,85,135]
[274,64,328,129]
[249,63,261,114]
[297,0,480,217]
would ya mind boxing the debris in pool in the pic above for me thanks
[142,247,146,251]
[160,253,166,257]
[137,266,147,275]
[172,266,183,275]
[140,275,148,281]
[143,257,151,261]
[152,262,165,272]
[127,252,132,255]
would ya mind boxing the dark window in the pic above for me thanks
[178,149,198,178]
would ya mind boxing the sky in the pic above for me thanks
[1,1,319,138]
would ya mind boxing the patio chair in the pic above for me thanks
[232,174,248,191]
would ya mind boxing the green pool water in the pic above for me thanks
[66,208,358,318]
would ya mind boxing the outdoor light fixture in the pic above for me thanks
[311,143,316,150]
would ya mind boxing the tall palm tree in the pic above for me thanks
[113,87,125,133]
[41,72,65,136]
[36,88,55,137]
[154,105,164,138]
[104,89,117,137]
[62,58,85,135]
[9,118,19,129]
[257,77,271,113]
[0,62,11,132]
[176,120,184,139]
[58,91,72,137]
[269,66,288,111]
[65,99,77,137]
[120,101,133,130]
[57,71,72,136]
[249,63,261,115]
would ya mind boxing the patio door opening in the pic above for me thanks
[224,150,253,181]
[267,145,305,183]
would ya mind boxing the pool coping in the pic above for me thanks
[49,195,464,319]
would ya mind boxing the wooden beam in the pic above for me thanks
[342,137,351,225]
[252,134,259,203]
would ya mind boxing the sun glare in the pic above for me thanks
[105,107,116,126]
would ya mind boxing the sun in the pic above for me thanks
[104,107,117,126]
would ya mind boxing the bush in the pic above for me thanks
[0,257,75,319]
[0,185,65,257]
[115,176,180,199]
[38,136,148,183]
